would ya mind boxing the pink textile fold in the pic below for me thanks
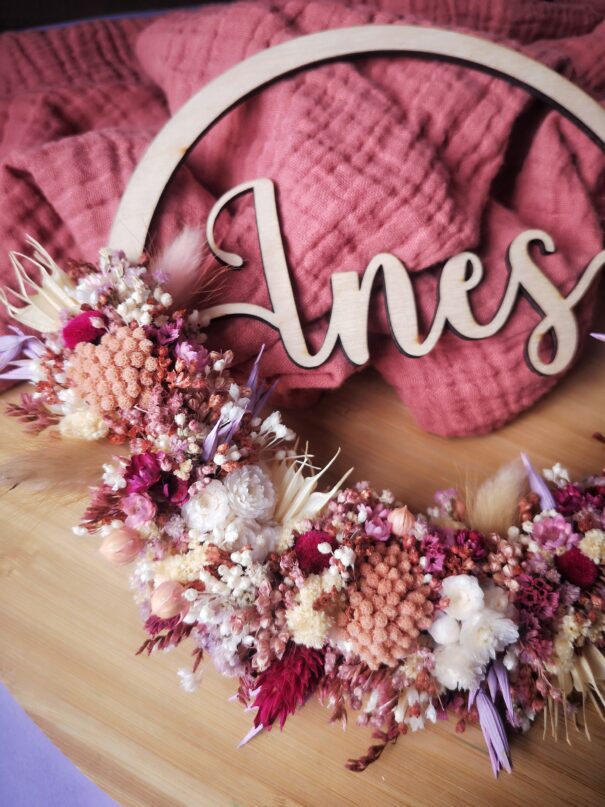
[1,1,604,435]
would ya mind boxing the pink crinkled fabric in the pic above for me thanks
[1,0,604,436]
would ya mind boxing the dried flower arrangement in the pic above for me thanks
[1,234,604,776]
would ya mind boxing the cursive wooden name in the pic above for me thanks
[108,26,605,375]
[201,178,605,375]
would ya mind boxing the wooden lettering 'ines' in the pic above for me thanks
[201,178,605,375]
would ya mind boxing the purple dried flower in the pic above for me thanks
[0,326,44,380]
[486,659,516,727]
[521,453,556,511]
[469,688,512,777]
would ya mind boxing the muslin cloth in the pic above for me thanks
[1,0,604,435]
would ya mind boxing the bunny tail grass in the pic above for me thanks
[466,459,528,536]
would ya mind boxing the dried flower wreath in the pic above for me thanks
[1,235,604,776]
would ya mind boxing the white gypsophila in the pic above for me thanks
[433,643,483,691]
[334,545,356,568]
[441,575,484,621]
[428,613,460,645]
[182,479,231,534]
[543,462,570,488]
[224,464,276,521]
[459,609,519,666]
[102,462,127,491]
[257,411,296,443]
[222,517,261,551]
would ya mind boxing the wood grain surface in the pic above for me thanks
[1,339,604,807]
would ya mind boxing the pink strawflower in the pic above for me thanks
[294,530,337,574]
[62,310,105,349]
[125,452,162,493]
[532,515,578,551]
[252,642,324,730]
[125,452,189,505]
[122,492,157,527]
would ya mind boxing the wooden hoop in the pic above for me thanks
[109,24,605,260]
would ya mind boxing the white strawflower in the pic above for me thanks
[182,480,230,533]
[428,613,460,645]
[434,643,482,691]
[224,464,276,521]
[441,575,484,620]
[459,609,519,666]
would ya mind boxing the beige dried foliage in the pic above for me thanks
[0,432,118,501]
[466,459,528,536]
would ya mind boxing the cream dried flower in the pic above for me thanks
[224,464,275,521]
[579,529,605,564]
[441,575,484,620]
[182,480,230,534]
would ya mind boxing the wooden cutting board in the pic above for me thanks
[0,340,604,807]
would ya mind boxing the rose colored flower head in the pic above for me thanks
[125,452,162,494]
[555,547,599,588]
[294,529,337,574]
[99,527,143,565]
[252,642,324,730]
[150,581,187,619]
[62,310,105,349]
[532,515,578,552]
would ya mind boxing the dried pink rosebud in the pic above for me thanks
[388,506,415,537]
[99,527,143,566]
[150,581,187,618]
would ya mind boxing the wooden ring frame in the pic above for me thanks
[110,24,605,259]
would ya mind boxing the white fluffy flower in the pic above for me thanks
[441,575,484,620]
[182,480,230,533]
[434,644,483,691]
[224,464,275,521]
[459,609,519,666]
[428,613,460,645]
[59,407,109,440]
[223,518,279,562]
[579,529,605,564]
